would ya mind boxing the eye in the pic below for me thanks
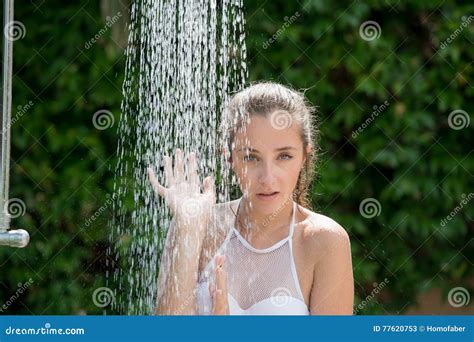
[279,153,293,160]
[243,154,258,162]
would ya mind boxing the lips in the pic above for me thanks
[257,192,279,196]
[256,191,280,201]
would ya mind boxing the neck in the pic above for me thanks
[236,194,294,236]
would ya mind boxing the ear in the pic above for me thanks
[302,144,313,164]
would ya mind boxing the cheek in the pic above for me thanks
[231,161,249,180]
[285,164,303,185]
[234,165,256,184]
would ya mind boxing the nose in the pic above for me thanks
[258,161,276,186]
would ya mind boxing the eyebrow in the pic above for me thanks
[237,146,296,153]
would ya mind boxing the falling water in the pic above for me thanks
[107,0,247,315]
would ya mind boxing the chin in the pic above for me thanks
[250,193,284,210]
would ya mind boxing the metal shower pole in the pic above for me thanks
[0,0,29,247]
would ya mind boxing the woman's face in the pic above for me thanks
[230,113,311,215]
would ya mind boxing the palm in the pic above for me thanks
[147,149,215,225]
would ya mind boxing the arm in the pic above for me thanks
[155,216,207,315]
[309,223,354,315]
[148,149,216,315]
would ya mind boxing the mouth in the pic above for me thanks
[256,191,279,200]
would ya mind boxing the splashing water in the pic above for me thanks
[107,0,247,315]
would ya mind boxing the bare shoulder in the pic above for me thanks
[296,205,351,258]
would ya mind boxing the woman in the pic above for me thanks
[148,82,354,315]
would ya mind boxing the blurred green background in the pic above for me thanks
[1,0,472,315]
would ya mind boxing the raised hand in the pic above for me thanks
[147,148,216,227]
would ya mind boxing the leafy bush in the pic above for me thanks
[1,0,472,314]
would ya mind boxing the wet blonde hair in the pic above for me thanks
[221,81,319,209]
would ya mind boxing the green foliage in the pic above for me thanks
[1,1,122,314]
[1,0,472,315]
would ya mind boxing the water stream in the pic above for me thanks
[107,0,247,315]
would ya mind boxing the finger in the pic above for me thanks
[188,152,198,191]
[203,175,215,196]
[212,286,224,315]
[164,156,173,187]
[175,148,184,183]
[215,255,227,294]
[147,167,166,197]
[213,255,228,315]
[209,282,218,310]
[209,282,213,296]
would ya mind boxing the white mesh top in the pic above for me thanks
[196,197,309,315]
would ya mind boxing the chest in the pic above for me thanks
[198,217,317,309]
